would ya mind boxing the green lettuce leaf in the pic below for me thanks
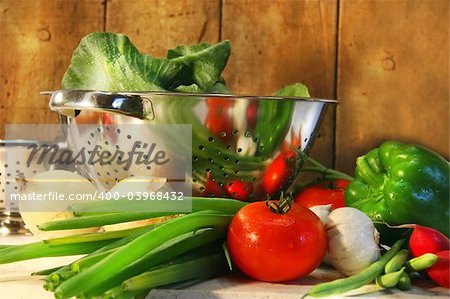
[167,41,231,91]
[273,83,310,97]
[62,33,231,93]
[62,33,183,91]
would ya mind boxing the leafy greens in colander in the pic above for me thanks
[62,32,230,92]
[61,32,310,186]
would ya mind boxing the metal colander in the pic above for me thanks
[45,90,335,200]
[0,140,77,235]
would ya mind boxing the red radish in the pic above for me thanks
[408,225,450,257]
[226,180,253,201]
[427,250,450,288]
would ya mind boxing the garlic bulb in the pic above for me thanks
[309,204,332,224]
[19,170,99,239]
[309,205,332,265]
[325,207,380,276]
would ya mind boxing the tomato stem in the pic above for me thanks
[265,193,293,214]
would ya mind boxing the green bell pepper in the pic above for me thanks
[345,141,450,237]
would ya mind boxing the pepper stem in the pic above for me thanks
[265,192,293,214]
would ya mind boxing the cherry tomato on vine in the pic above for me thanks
[205,98,233,143]
[295,179,350,210]
[263,150,298,195]
[226,180,253,201]
[227,195,327,282]
[201,172,225,197]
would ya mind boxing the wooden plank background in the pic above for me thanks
[1,0,448,174]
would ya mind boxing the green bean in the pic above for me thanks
[31,265,64,276]
[376,267,405,288]
[54,211,232,299]
[302,239,404,298]
[397,272,411,291]
[405,253,438,272]
[84,227,228,296]
[0,239,112,264]
[122,252,226,292]
[41,197,245,231]
[385,249,409,273]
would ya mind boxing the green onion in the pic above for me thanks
[102,286,146,299]
[72,246,119,273]
[93,222,163,254]
[0,239,112,264]
[31,266,64,276]
[122,252,226,292]
[85,227,227,296]
[54,210,232,299]
[71,197,246,216]
[44,224,152,244]
[38,212,171,231]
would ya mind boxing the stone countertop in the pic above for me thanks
[0,236,448,299]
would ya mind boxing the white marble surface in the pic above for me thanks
[0,236,448,299]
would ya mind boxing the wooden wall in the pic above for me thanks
[1,0,448,175]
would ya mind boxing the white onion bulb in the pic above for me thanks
[19,170,99,239]
[102,176,172,231]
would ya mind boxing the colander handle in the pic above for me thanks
[47,90,154,120]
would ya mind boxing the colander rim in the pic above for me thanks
[41,90,338,104]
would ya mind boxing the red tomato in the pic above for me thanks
[226,180,253,202]
[205,98,233,143]
[263,150,297,195]
[246,101,259,131]
[227,200,327,282]
[295,179,350,210]
[427,250,450,288]
[201,173,225,197]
